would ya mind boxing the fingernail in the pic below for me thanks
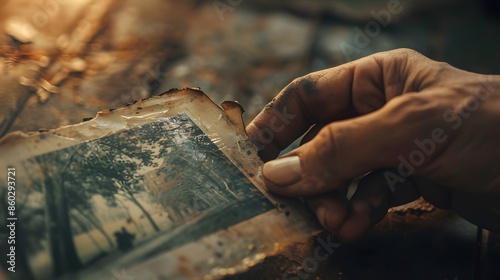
[262,156,302,186]
[316,205,328,229]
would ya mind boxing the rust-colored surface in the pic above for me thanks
[1,0,499,279]
[224,199,492,280]
[0,0,189,136]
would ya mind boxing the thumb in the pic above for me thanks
[262,92,450,197]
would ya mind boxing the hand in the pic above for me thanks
[247,48,500,241]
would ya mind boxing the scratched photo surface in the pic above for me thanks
[6,114,274,280]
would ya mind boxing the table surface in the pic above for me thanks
[0,0,498,279]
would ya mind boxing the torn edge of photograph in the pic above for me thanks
[0,88,321,280]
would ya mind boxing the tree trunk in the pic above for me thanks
[116,181,160,232]
[38,150,82,277]
[53,174,82,274]
[43,176,64,277]
[0,188,35,280]
[117,198,145,236]
[73,207,115,249]
[71,213,105,254]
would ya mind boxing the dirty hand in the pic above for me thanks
[247,48,500,241]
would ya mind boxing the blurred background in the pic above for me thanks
[0,0,499,279]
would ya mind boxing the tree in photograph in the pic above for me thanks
[25,146,118,266]
[78,130,162,232]
[169,120,241,200]
[34,148,83,276]
[70,212,107,254]
[0,186,38,280]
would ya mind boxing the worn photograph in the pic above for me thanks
[1,0,499,279]
[3,114,273,280]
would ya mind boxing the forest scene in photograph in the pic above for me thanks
[0,114,274,280]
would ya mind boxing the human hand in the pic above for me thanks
[247,48,500,241]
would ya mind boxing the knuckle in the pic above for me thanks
[289,76,303,87]
[435,61,451,69]
[280,77,303,98]
[288,76,306,90]
[392,48,423,59]
[377,48,425,65]
[283,74,318,97]
[431,61,455,81]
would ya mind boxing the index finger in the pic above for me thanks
[246,48,425,161]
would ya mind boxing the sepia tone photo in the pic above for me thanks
[3,114,274,280]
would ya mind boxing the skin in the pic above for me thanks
[247,48,500,241]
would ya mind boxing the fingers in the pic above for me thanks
[263,89,452,197]
[306,169,419,241]
[247,48,431,161]
[337,201,372,242]
[307,191,351,234]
